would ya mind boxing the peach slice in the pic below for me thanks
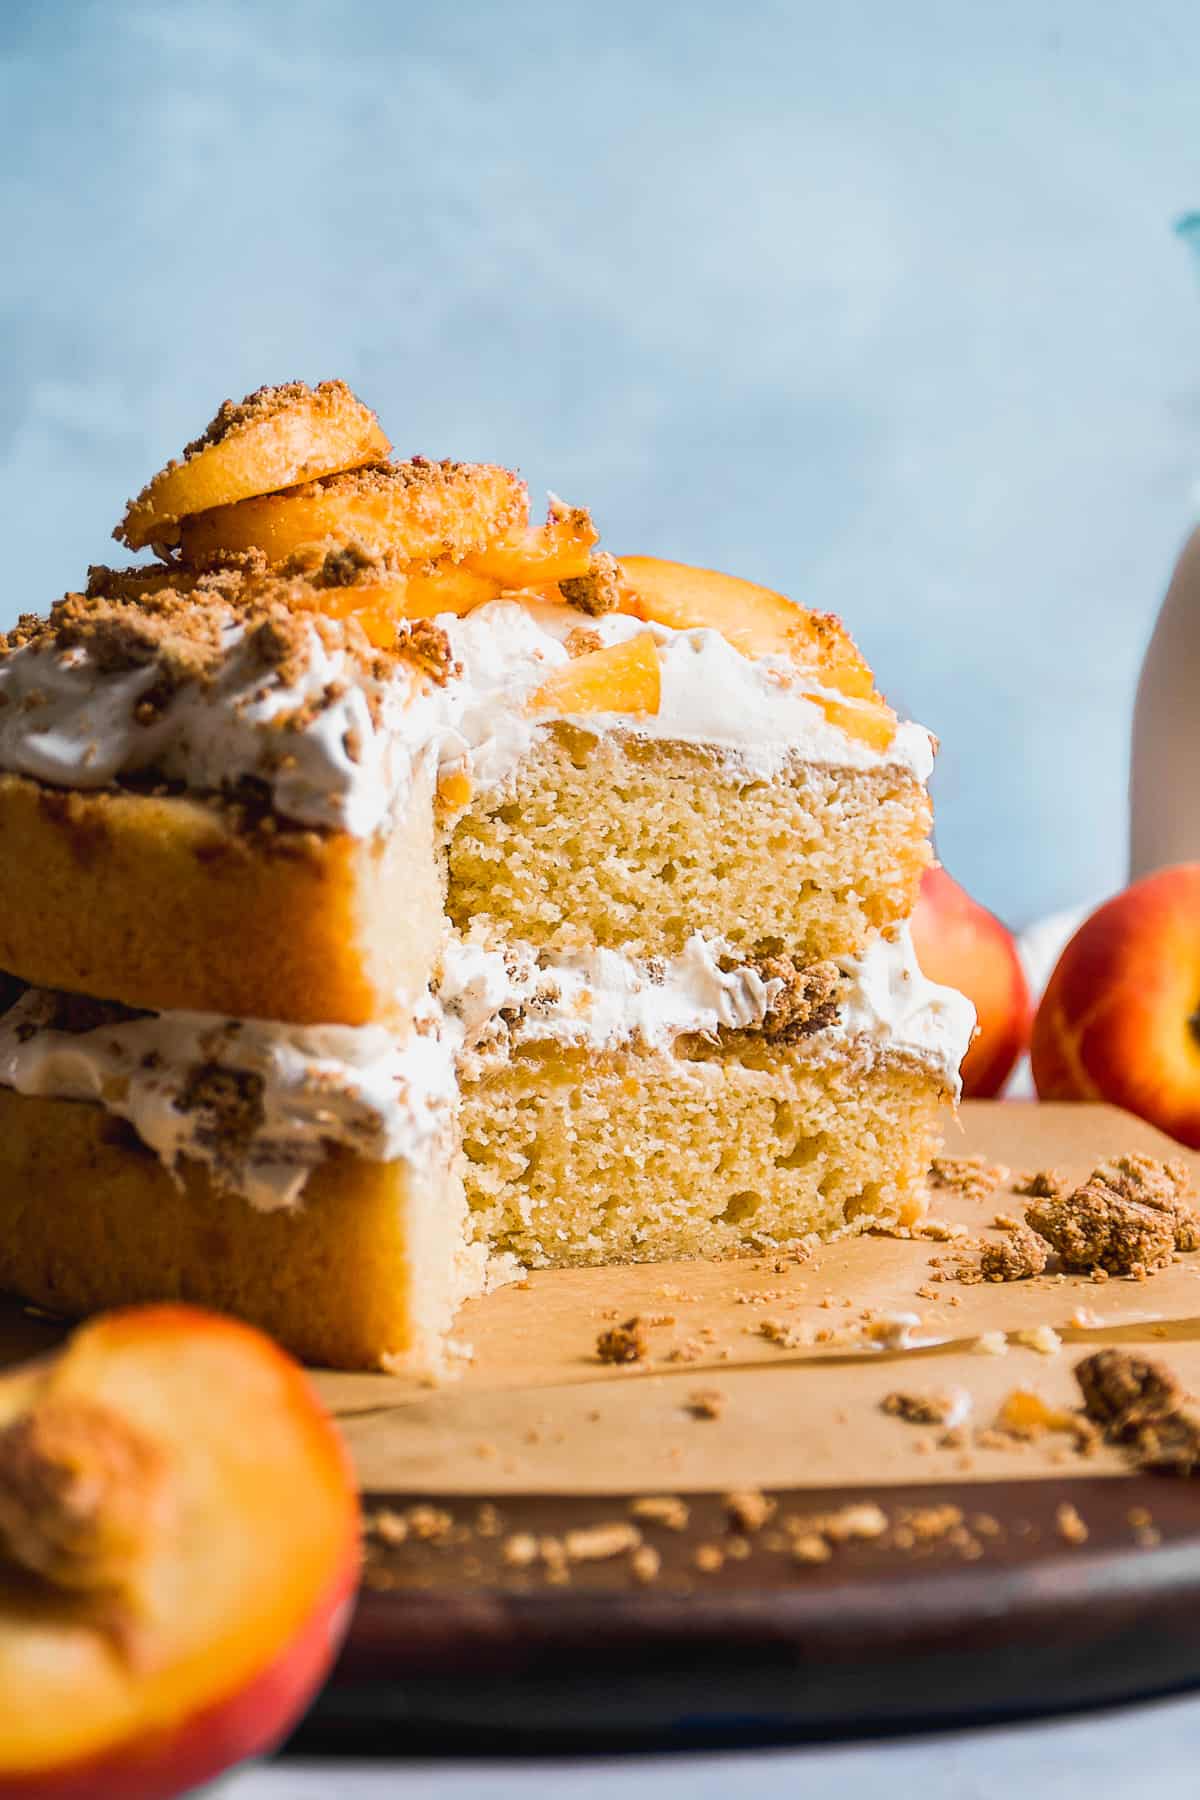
[464,501,599,588]
[528,633,661,716]
[0,1305,359,1798]
[285,563,503,644]
[615,555,877,699]
[806,691,897,752]
[437,766,474,814]
[399,561,504,619]
[177,459,529,570]
[117,381,391,553]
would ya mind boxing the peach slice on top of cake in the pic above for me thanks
[177,457,529,569]
[528,633,662,716]
[116,379,391,553]
[615,554,879,696]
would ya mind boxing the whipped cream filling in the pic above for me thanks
[0,596,934,834]
[0,994,456,1212]
[0,929,973,1208]
[437,930,786,1055]
[439,922,973,1090]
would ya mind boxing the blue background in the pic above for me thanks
[3,0,1199,926]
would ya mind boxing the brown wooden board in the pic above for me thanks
[305,1472,1200,1750]
[303,1102,1200,1747]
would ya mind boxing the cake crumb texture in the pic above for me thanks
[459,1038,944,1267]
[447,727,932,962]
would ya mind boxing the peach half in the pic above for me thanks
[1032,863,1200,1147]
[0,1305,359,1798]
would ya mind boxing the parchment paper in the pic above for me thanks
[322,1102,1200,1494]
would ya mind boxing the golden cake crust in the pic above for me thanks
[0,769,440,1025]
[0,1091,454,1370]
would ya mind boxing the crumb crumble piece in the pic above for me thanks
[562,1522,642,1562]
[1094,1153,1200,1250]
[754,957,841,1039]
[1021,1155,1198,1278]
[1074,1348,1182,1439]
[502,1532,539,1568]
[882,1390,960,1426]
[686,1388,725,1420]
[630,1495,690,1531]
[559,550,622,616]
[928,1155,1009,1203]
[1013,1169,1066,1199]
[755,1318,815,1350]
[791,1532,833,1564]
[1026,1179,1175,1276]
[631,1543,661,1584]
[398,617,458,685]
[1055,1502,1089,1545]
[564,626,604,659]
[1075,1348,1200,1475]
[366,1507,408,1546]
[980,1224,1049,1281]
[405,1504,453,1543]
[175,1062,265,1153]
[724,1489,775,1533]
[595,1317,648,1364]
[785,1502,889,1550]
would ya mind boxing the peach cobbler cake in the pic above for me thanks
[0,381,973,1367]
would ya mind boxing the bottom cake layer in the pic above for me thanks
[0,1034,950,1368]
[0,1091,474,1371]
[460,1038,946,1265]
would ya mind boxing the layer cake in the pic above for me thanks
[0,382,973,1367]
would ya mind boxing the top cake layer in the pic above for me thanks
[0,381,937,1020]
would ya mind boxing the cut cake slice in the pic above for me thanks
[0,380,972,1368]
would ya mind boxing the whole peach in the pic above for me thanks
[910,865,1031,1098]
[1032,863,1200,1147]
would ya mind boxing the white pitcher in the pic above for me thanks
[1130,526,1200,878]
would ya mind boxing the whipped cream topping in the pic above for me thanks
[0,928,973,1208]
[437,600,935,793]
[0,993,456,1211]
[0,595,933,834]
[0,613,437,836]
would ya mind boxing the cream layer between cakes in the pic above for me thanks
[0,927,973,1213]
